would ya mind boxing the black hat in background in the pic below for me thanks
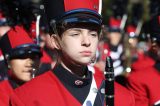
[0,26,42,60]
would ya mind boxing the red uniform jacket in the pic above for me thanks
[115,82,135,106]
[127,55,160,106]
[11,65,135,106]
[131,53,155,71]
[0,80,14,106]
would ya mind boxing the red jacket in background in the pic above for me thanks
[127,55,160,106]
[0,80,14,106]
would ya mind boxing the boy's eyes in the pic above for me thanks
[68,30,98,37]
[70,33,80,36]
[89,30,98,37]
[90,32,98,37]
[70,33,98,37]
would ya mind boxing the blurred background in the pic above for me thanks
[94,0,160,86]
[103,0,150,25]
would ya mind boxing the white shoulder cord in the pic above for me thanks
[82,66,98,106]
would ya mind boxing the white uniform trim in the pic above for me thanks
[113,60,121,68]
[82,76,98,106]
[88,65,95,74]
[154,100,160,105]
[110,45,123,60]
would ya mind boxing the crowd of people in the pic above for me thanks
[0,0,160,106]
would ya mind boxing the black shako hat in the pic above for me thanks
[0,26,42,60]
[43,0,102,35]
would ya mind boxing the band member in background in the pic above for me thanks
[127,14,160,106]
[0,26,42,105]
[106,17,124,77]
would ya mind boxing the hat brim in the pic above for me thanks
[8,44,42,60]
[50,9,102,34]
[108,27,121,33]
[60,9,102,27]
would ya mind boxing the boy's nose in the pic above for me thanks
[81,36,91,47]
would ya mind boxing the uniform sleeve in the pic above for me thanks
[129,91,136,106]
[10,92,25,106]
[0,93,9,106]
[0,81,14,106]
[127,75,149,106]
[115,82,135,106]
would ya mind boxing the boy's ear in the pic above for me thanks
[50,34,61,50]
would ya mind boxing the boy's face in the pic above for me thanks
[9,55,40,82]
[59,28,99,65]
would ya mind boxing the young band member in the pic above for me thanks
[10,0,135,106]
[0,26,42,105]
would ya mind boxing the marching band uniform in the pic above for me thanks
[0,26,42,105]
[107,17,124,77]
[11,64,105,106]
[11,64,135,106]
